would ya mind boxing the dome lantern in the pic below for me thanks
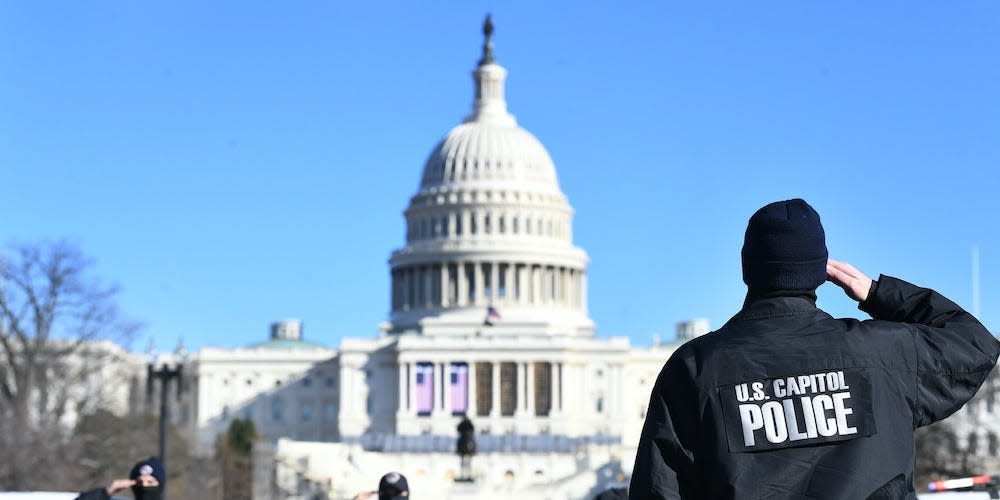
[464,15,516,127]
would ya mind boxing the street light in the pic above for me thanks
[146,340,188,492]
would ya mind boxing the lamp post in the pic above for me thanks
[147,342,187,491]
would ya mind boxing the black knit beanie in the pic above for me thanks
[742,198,828,290]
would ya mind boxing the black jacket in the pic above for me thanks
[629,275,1000,499]
[74,488,110,500]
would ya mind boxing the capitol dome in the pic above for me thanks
[386,16,593,338]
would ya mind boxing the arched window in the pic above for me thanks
[989,433,998,456]
[969,432,980,455]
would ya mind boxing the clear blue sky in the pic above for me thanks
[2,1,998,352]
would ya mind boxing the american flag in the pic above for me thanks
[483,306,501,326]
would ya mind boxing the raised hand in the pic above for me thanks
[826,259,873,303]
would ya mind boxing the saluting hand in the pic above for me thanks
[826,259,873,303]
[106,479,136,494]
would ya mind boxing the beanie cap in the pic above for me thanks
[741,198,828,290]
[129,457,166,486]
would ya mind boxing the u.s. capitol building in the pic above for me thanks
[169,18,709,499]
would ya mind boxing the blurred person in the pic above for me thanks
[353,471,409,500]
[75,457,165,500]
[630,199,1000,499]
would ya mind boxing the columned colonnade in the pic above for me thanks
[391,261,586,312]
[396,359,566,418]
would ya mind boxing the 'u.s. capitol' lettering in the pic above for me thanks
[735,371,858,447]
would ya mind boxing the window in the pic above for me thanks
[969,432,979,455]
[301,403,313,422]
[500,362,517,416]
[534,362,551,417]
[325,376,336,388]
[303,377,312,388]
[596,397,604,413]
[476,362,492,417]
[325,403,337,422]
[470,212,478,234]
[221,405,230,420]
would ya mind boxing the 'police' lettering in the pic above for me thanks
[721,369,875,452]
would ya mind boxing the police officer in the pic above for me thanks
[75,457,165,500]
[629,199,1000,499]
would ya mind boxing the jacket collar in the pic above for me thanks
[735,295,821,321]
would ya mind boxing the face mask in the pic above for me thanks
[132,484,163,500]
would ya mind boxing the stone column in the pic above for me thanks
[457,262,468,307]
[503,263,513,304]
[442,362,452,415]
[526,362,536,416]
[398,361,407,412]
[551,362,562,415]
[532,265,541,306]
[433,361,443,414]
[467,361,477,416]
[516,363,526,415]
[409,362,418,416]
[581,272,588,311]
[516,264,526,304]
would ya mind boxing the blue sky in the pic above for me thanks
[2,1,998,352]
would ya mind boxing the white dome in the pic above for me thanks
[386,19,593,338]
[420,121,560,190]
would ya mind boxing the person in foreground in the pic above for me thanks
[75,457,165,500]
[629,199,1000,499]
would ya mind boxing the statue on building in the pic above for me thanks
[456,414,476,481]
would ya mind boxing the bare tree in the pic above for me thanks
[0,240,138,490]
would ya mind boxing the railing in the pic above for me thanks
[346,433,621,453]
